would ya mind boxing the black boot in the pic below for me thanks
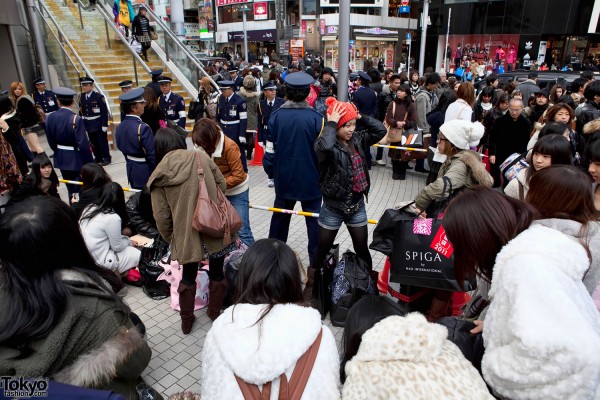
[392,160,406,180]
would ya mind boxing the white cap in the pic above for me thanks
[439,120,484,150]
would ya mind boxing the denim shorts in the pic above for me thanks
[318,199,368,230]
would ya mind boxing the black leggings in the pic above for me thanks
[182,255,225,286]
[314,225,372,271]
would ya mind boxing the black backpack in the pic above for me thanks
[330,251,376,327]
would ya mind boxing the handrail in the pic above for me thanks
[95,4,152,76]
[140,3,220,92]
[38,10,81,77]
[36,0,114,123]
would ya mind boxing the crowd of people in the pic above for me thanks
[1,59,600,399]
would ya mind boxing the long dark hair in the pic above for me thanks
[443,186,536,286]
[340,296,404,383]
[234,239,303,323]
[80,182,128,228]
[29,153,59,194]
[80,163,111,191]
[154,128,187,165]
[0,94,15,116]
[527,165,598,260]
[394,84,412,105]
[0,197,125,349]
[432,90,457,113]
[527,134,572,182]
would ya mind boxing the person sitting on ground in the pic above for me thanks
[341,296,493,399]
[125,186,161,240]
[0,196,151,399]
[7,153,60,205]
[504,134,572,200]
[79,182,141,284]
[443,187,600,400]
[527,165,600,310]
[72,163,113,217]
[201,238,340,400]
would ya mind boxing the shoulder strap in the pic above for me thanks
[137,123,146,155]
[281,329,323,400]
[234,376,272,400]
[72,114,78,131]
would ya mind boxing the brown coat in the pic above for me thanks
[148,149,228,263]
[214,135,247,190]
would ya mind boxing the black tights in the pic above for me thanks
[182,255,225,286]
[314,225,372,271]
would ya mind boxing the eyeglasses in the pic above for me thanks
[437,138,449,143]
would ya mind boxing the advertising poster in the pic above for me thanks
[254,2,268,20]
[290,39,304,63]
[320,19,326,35]
[386,48,394,69]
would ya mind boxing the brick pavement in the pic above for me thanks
[43,135,427,396]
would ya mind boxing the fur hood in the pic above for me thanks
[454,150,494,187]
[381,83,391,96]
[584,118,600,136]
[342,314,493,399]
[239,86,260,99]
[483,225,600,400]
[201,303,340,400]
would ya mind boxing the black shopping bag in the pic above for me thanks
[139,239,171,300]
[389,216,474,291]
[312,244,339,320]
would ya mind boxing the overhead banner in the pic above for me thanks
[254,2,268,20]
[216,0,248,6]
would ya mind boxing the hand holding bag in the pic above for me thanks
[191,153,242,246]
[382,102,406,143]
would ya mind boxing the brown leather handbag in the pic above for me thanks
[191,152,242,245]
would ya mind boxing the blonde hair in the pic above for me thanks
[9,82,27,100]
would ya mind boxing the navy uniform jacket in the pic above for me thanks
[352,85,378,130]
[263,103,324,200]
[217,93,247,142]
[45,107,94,171]
[257,96,284,144]
[33,90,59,114]
[159,92,186,128]
[115,115,156,189]
[79,91,109,132]
[234,76,244,92]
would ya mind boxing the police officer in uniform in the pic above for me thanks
[228,68,239,91]
[32,77,59,115]
[157,76,186,128]
[216,80,248,171]
[146,69,163,97]
[79,76,111,166]
[257,80,284,187]
[45,87,94,203]
[119,80,133,121]
[351,71,377,126]
[115,87,156,189]
[263,72,324,270]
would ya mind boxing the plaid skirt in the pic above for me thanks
[136,34,151,45]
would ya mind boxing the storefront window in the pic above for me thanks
[303,0,316,16]
[323,40,394,72]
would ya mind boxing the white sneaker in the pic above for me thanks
[268,179,274,187]
[376,159,386,166]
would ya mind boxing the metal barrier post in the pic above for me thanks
[133,56,139,85]
[164,32,169,62]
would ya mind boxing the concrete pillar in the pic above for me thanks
[170,0,185,36]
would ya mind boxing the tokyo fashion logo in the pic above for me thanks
[0,376,48,398]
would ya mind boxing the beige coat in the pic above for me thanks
[414,150,493,210]
[148,149,228,264]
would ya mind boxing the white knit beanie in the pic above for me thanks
[439,120,485,150]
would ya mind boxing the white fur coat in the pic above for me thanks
[201,303,341,400]
[342,314,493,400]
[483,225,600,400]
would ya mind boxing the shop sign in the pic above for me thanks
[216,0,247,6]
[275,0,285,21]
[228,29,277,42]
[290,39,304,47]
[537,41,548,64]
[327,26,338,34]
[320,19,326,35]
[301,21,307,37]
[254,2,268,20]
[399,6,410,13]
[354,28,398,35]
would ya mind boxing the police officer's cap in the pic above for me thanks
[32,77,46,86]
[263,81,277,91]
[119,87,145,103]
[80,76,94,84]
[218,80,235,89]
[358,71,372,83]
[150,69,163,77]
[229,68,239,73]
[119,80,133,88]
[54,87,77,100]
[157,76,172,84]
[284,72,314,89]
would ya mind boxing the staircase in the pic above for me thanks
[42,0,194,131]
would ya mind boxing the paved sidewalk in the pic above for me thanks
[45,136,427,396]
